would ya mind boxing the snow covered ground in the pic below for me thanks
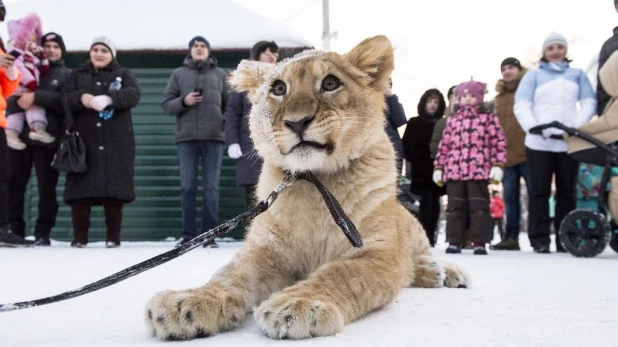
[1,232,617,347]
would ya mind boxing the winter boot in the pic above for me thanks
[490,237,520,251]
[28,129,55,143]
[34,236,51,246]
[473,243,488,255]
[5,129,26,150]
[203,239,219,248]
[446,243,461,254]
[0,226,34,247]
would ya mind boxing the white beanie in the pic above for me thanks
[542,32,568,53]
[91,36,117,59]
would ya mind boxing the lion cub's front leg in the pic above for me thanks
[146,245,292,341]
[254,248,402,339]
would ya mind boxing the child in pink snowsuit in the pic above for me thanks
[433,80,507,255]
[4,13,53,150]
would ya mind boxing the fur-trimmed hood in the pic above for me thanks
[7,13,42,48]
[495,68,527,95]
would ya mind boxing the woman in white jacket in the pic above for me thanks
[514,32,596,253]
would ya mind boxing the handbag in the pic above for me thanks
[50,97,87,173]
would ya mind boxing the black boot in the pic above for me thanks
[0,226,35,248]
[490,238,520,251]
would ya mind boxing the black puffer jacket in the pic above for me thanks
[6,59,71,147]
[402,89,446,194]
[61,61,141,203]
[598,27,618,115]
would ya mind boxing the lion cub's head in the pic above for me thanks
[230,36,394,174]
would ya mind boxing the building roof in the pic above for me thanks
[0,0,314,51]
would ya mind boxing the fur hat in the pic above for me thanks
[456,80,487,104]
[41,32,66,56]
[7,13,43,48]
[188,36,210,51]
[250,40,279,61]
[542,32,568,53]
[91,36,116,58]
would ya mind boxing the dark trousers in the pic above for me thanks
[244,184,257,208]
[419,183,442,247]
[0,129,10,227]
[502,162,531,240]
[177,140,224,239]
[70,198,124,245]
[526,148,578,248]
[8,145,59,238]
[446,180,492,244]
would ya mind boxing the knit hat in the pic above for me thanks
[456,80,487,104]
[41,32,66,56]
[7,13,43,48]
[500,57,522,70]
[250,40,279,61]
[188,36,210,51]
[542,32,568,53]
[91,36,116,58]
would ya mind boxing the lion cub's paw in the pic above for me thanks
[145,288,245,341]
[254,293,345,339]
[442,261,471,288]
[412,256,446,288]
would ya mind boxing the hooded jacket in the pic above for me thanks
[161,56,229,143]
[402,89,446,192]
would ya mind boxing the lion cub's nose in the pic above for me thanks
[284,116,314,137]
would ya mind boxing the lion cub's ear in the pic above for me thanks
[229,60,276,100]
[344,35,394,93]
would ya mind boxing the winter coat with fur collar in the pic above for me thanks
[434,103,507,182]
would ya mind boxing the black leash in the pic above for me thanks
[0,171,361,313]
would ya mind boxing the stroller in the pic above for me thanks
[531,120,618,257]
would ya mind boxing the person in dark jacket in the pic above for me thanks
[597,0,618,115]
[225,40,278,207]
[162,36,229,248]
[6,32,70,246]
[402,89,446,246]
[62,36,141,248]
[0,0,34,247]
[384,79,406,176]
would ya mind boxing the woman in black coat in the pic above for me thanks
[225,41,279,207]
[62,37,141,248]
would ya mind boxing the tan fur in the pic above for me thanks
[145,36,470,341]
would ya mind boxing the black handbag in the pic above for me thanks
[51,98,87,173]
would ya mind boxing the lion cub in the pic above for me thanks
[146,35,470,341]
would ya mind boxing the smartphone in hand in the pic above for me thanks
[8,50,21,59]
[194,87,203,96]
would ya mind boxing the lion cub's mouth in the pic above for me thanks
[292,141,335,154]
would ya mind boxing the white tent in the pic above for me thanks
[0,0,314,51]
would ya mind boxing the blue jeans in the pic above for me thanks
[502,162,532,240]
[177,140,224,239]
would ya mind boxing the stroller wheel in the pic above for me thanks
[610,232,618,254]
[559,209,611,258]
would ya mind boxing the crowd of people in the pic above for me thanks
[2,1,618,254]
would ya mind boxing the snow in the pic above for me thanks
[1,232,618,347]
[0,0,314,51]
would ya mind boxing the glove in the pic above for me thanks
[489,166,504,184]
[89,95,113,112]
[227,143,242,159]
[541,128,553,139]
[432,169,444,187]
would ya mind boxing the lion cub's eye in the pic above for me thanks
[321,75,342,92]
[271,80,287,96]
